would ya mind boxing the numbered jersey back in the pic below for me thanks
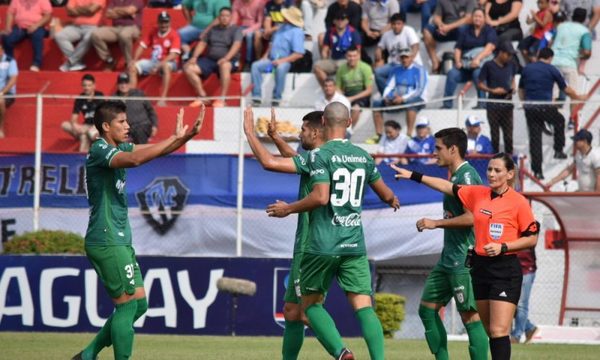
[306,140,381,256]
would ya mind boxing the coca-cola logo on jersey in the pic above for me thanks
[331,213,361,227]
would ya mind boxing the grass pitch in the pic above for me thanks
[1,332,598,359]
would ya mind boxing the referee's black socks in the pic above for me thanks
[489,335,511,360]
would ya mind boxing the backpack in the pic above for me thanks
[290,50,313,73]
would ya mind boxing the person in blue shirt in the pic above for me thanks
[0,43,18,139]
[518,47,587,180]
[371,47,428,144]
[404,116,437,164]
[465,115,493,154]
[313,12,362,88]
[250,7,305,105]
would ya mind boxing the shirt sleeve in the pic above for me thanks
[352,29,362,46]
[73,98,83,115]
[308,149,330,184]
[233,26,244,42]
[8,59,18,78]
[362,63,373,87]
[291,28,306,54]
[581,32,592,51]
[293,152,310,175]
[367,157,382,184]
[41,0,52,14]
[516,198,536,234]
[90,142,121,168]
[485,26,498,45]
[323,30,332,47]
[478,62,489,84]
[456,185,485,212]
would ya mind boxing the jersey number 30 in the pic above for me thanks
[331,168,366,207]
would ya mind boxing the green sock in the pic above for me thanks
[465,320,489,360]
[418,305,449,360]
[282,320,305,360]
[84,314,114,359]
[134,298,148,322]
[355,307,385,360]
[111,300,138,360]
[305,304,344,357]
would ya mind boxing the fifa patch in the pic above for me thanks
[136,177,190,235]
[489,223,504,240]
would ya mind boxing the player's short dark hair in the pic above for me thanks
[538,47,554,60]
[491,152,515,171]
[94,100,127,135]
[434,127,467,158]
[82,74,95,83]
[302,111,324,129]
[384,120,401,130]
[346,45,359,53]
[323,77,336,85]
[572,7,587,23]
[219,6,232,14]
[390,12,406,23]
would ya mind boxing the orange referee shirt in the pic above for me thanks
[456,185,537,256]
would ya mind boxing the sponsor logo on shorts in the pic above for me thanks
[115,179,126,194]
[331,213,361,227]
[499,291,507,298]
[489,223,504,240]
[136,177,190,235]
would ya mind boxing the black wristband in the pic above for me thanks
[410,171,423,183]
[500,243,508,254]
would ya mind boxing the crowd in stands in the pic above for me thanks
[0,0,598,184]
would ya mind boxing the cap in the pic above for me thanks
[158,11,171,23]
[497,41,516,55]
[398,48,412,57]
[117,72,130,84]
[333,12,349,20]
[572,129,593,143]
[416,117,429,128]
[465,115,484,127]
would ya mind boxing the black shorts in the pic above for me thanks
[351,98,370,109]
[471,254,522,305]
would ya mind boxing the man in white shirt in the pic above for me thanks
[315,77,352,114]
[375,120,409,164]
[374,12,420,95]
[546,129,600,191]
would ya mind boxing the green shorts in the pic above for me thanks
[86,245,144,299]
[421,265,477,312]
[283,252,303,304]
[300,253,372,296]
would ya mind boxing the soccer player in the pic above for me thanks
[393,153,539,360]
[412,128,489,360]
[72,101,204,360]
[243,106,326,360]
[267,102,400,360]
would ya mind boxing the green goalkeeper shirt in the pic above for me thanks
[438,161,482,273]
[305,139,381,256]
[85,138,134,246]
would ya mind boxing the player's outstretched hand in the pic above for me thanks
[190,103,205,136]
[390,195,400,211]
[416,218,436,232]
[267,107,278,138]
[266,200,291,218]
[174,108,189,139]
[390,163,411,180]
[243,105,254,135]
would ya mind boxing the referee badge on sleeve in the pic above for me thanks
[489,223,504,240]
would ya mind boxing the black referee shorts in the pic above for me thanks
[471,254,522,305]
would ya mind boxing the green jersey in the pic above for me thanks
[439,161,482,272]
[292,151,311,254]
[306,139,381,256]
[85,138,134,246]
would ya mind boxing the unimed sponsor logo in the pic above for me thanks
[332,155,367,163]
[331,213,361,227]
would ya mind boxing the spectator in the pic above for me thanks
[299,0,325,38]
[484,0,524,43]
[510,248,539,344]
[401,0,438,31]
[423,0,476,74]
[560,0,600,32]
[2,0,52,71]
[442,8,497,109]
[478,41,518,154]
[55,0,105,72]
[465,115,493,154]
[232,0,264,67]
[518,0,553,63]
[324,0,362,31]
[255,0,294,62]
[0,43,17,139]
[179,0,230,60]
[552,7,592,125]
[314,77,352,113]
[114,72,158,144]
[335,45,373,134]
[404,116,436,164]
[129,11,181,107]
[546,129,600,191]
[518,48,587,180]
[375,120,409,165]
[313,12,361,88]
[184,7,242,107]
[251,7,305,105]
[372,47,427,143]
[61,74,103,152]
[374,12,420,95]
[361,0,399,47]
[91,0,144,70]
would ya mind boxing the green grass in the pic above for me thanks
[1,332,598,359]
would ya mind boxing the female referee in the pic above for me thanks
[392,153,539,360]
